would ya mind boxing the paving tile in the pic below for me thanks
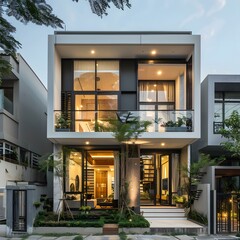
[56,236,79,240]
[26,235,43,240]
[126,235,177,240]
[84,236,120,240]
[175,235,195,240]
[37,237,57,240]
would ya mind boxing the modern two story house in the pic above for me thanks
[47,31,201,212]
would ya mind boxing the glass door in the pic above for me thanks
[160,155,170,205]
[140,155,156,205]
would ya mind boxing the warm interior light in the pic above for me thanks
[151,50,156,55]
[154,84,157,87]
[91,155,114,158]
[85,141,90,145]
[161,143,165,146]
[91,50,95,54]
[157,70,162,75]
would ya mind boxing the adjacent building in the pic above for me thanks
[191,75,240,234]
[47,31,201,212]
[0,54,52,222]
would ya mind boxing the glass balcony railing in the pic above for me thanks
[54,110,194,133]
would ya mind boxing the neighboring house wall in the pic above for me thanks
[0,54,53,220]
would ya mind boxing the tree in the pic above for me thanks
[219,110,240,157]
[73,0,131,17]
[0,0,63,80]
[98,112,151,214]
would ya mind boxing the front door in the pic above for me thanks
[140,153,180,206]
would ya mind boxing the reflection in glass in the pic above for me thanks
[75,95,95,132]
[74,61,95,91]
[139,82,156,102]
[98,95,118,120]
[65,151,82,193]
[97,61,119,91]
[157,82,174,102]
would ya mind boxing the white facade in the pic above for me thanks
[47,31,201,210]
[0,54,53,219]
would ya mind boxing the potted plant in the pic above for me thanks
[161,116,190,132]
[172,194,186,208]
[55,113,71,131]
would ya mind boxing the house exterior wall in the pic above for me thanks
[48,31,201,211]
[0,54,53,220]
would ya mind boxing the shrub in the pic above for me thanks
[188,210,208,225]
[118,215,150,228]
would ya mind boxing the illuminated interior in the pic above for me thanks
[65,150,116,208]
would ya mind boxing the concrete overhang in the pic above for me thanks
[52,31,198,60]
[48,132,199,149]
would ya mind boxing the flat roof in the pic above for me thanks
[54,31,192,35]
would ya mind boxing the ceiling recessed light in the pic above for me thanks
[91,50,95,54]
[151,50,156,55]
[85,141,90,145]
[161,143,165,146]
[154,84,157,87]
[157,71,162,75]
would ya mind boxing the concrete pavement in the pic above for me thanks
[0,234,239,240]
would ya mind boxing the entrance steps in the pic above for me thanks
[140,207,207,234]
[141,206,187,220]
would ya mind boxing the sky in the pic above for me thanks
[7,0,240,87]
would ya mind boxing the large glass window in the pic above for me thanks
[74,61,95,91]
[73,60,119,132]
[96,61,119,91]
[214,91,240,134]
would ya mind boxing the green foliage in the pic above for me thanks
[219,110,240,157]
[99,113,152,143]
[119,232,127,240]
[172,195,186,204]
[0,0,63,81]
[188,210,208,225]
[73,236,83,240]
[33,201,41,209]
[55,113,71,129]
[118,214,150,228]
[72,0,131,17]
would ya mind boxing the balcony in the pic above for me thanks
[54,110,194,133]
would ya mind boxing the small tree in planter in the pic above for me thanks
[39,148,74,221]
[98,112,151,216]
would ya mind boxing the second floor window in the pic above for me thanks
[214,91,240,133]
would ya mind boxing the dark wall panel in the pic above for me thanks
[62,60,73,91]
[120,60,137,92]
[120,94,137,110]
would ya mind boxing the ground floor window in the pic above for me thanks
[64,149,117,209]
[64,148,183,208]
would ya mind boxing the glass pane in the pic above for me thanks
[225,92,240,101]
[225,103,240,119]
[75,95,95,132]
[161,155,169,205]
[96,61,119,91]
[98,95,118,120]
[215,91,223,101]
[139,82,156,102]
[74,61,95,91]
[214,103,223,122]
[158,82,174,102]
[65,151,82,194]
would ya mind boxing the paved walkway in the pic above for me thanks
[0,235,239,240]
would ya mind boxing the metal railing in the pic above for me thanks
[217,193,240,233]
[54,110,194,133]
